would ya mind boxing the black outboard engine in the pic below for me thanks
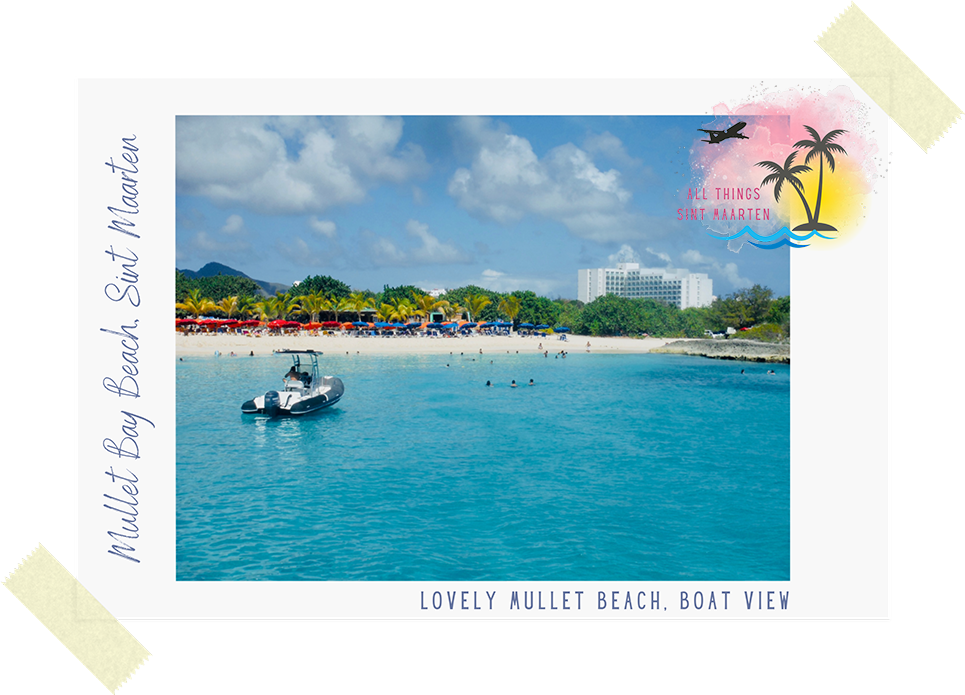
[263,390,281,418]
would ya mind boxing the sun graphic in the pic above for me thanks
[792,155,868,246]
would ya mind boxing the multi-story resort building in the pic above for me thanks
[577,263,713,309]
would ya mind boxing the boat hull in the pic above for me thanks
[242,377,344,418]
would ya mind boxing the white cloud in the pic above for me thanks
[447,118,643,242]
[645,247,672,265]
[275,236,333,268]
[220,214,245,234]
[405,220,470,264]
[187,230,252,257]
[359,220,471,268]
[308,217,337,238]
[477,268,565,295]
[681,249,751,288]
[608,244,641,265]
[176,116,429,214]
[583,131,641,168]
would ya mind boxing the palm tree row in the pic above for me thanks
[176,288,522,324]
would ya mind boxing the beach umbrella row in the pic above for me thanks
[176,317,574,333]
[176,318,264,328]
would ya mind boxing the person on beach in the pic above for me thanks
[538,343,543,351]
[249,351,254,356]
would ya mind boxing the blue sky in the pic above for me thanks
[175,115,789,298]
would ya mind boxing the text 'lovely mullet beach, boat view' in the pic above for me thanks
[176,116,790,581]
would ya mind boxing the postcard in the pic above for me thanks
[76,78,887,618]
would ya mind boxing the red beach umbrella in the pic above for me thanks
[322,321,340,328]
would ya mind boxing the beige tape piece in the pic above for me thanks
[3,545,149,692]
[816,3,962,151]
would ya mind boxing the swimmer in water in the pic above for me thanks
[486,380,492,387]
[511,380,517,388]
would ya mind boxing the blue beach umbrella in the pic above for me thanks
[519,323,535,328]
[427,322,444,329]
[352,321,368,327]
[536,324,550,329]
[555,326,570,332]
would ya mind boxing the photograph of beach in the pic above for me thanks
[175,115,790,582]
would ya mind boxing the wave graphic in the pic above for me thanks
[748,238,808,249]
[707,225,835,246]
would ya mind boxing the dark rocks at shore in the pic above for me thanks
[650,339,790,363]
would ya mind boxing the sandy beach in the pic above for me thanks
[175,331,675,357]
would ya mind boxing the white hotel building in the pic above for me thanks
[577,263,714,309]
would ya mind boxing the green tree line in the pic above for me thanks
[176,270,789,340]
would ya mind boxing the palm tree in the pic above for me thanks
[412,292,445,322]
[348,291,373,321]
[328,296,352,323]
[443,301,465,321]
[175,288,216,318]
[251,299,273,322]
[237,295,258,319]
[755,152,814,227]
[793,126,848,231]
[298,291,329,324]
[268,293,301,321]
[498,295,522,329]
[377,298,415,323]
[216,296,240,319]
[465,292,492,322]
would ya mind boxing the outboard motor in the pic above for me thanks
[263,390,281,418]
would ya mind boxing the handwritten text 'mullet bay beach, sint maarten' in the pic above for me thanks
[99,134,153,564]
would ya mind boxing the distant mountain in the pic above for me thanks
[177,262,290,297]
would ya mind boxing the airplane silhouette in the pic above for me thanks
[698,122,749,144]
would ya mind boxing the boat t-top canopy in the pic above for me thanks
[275,349,324,375]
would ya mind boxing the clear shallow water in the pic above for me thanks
[176,349,789,581]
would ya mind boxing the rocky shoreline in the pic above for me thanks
[650,339,790,363]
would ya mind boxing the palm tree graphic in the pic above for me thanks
[755,152,814,225]
[792,126,848,232]
[755,127,849,234]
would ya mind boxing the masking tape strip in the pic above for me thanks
[816,3,962,152]
[3,544,149,692]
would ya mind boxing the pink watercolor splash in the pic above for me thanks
[713,85,879,193]
[687,86,879,250]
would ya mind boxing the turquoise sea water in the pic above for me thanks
[176,348,789,581]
